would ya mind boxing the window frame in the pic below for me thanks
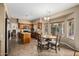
[67,18,74,40]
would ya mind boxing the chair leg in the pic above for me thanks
[37,44,42,52]
[74,51,76,56]
[55,46,57,53]
[58,45,60,51]
[47,43,50,50]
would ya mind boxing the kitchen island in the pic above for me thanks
[20,32,31,44]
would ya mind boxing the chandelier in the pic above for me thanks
[44,16,50,21]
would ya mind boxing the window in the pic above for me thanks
[51,22,64,36]
[58,22,64,35]
[67,19,74,39]
[51,23,59,35]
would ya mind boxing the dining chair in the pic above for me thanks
[73,49,79,56]
[37,33,48,51]
[48,35,61,53]
[74,50,76,56]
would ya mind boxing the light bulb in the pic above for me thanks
[44,17,47,20]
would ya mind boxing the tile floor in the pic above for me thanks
[8,39,79,56]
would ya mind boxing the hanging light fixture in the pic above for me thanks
[47,17,50,20]
[44,16,50,21]
[44,17,47,21]
[44,10,51,21]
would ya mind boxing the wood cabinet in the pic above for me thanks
[18,23,32,32]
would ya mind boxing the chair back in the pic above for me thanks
[55,35,61,45]
[36,33,42,45]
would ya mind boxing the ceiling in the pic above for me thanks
[7,3,79,20]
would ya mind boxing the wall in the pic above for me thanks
[74,6,79,51]
[0,3,5,55]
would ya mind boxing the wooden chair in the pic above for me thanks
[37,33,48,51]
[48,35,61,53]
[73,49,79,56]
[74,50,76,56]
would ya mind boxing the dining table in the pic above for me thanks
[41,35,57,41]
[41,35,57,49]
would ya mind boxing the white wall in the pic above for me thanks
[0,4,5,56]
[74,6,79,51]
